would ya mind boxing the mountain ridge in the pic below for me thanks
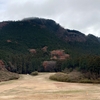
[1,17,99,43]
[0,17,100,56]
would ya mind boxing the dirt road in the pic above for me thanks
[0,73,100,100]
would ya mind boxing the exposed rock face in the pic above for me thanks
[50,50,69,60]
[43,61,56,72]
[64,29,87,42]
[22,18,94,42]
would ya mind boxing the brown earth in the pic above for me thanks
[0,73,100,100]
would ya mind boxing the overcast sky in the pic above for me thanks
[0,0,100,37]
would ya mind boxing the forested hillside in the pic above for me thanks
[0,18,100,79]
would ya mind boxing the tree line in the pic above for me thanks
[2,49,99,80]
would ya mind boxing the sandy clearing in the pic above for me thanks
[0,73,100,100]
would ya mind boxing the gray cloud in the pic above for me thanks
[0,0,100,37]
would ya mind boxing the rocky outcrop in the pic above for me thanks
[64,29,87,42]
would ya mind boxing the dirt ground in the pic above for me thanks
[0,73,100,100]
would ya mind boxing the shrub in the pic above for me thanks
[49,71,83,83]
[49,72,68,82]
[67,71,83,82]
[31,71,38,76]
[49,71,83,82]
[49,71,100,83]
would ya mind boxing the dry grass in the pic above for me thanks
[0,70,19,82]
[49,71,100,83]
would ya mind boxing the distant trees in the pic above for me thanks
[0,47,99,81]
[56,55,100,79]
[5,49,51,74]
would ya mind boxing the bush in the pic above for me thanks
[49,71,100,83]
[49,72,68,82]
[31,71,38,76]
[49,71,83,82]
[67,71,83,82]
